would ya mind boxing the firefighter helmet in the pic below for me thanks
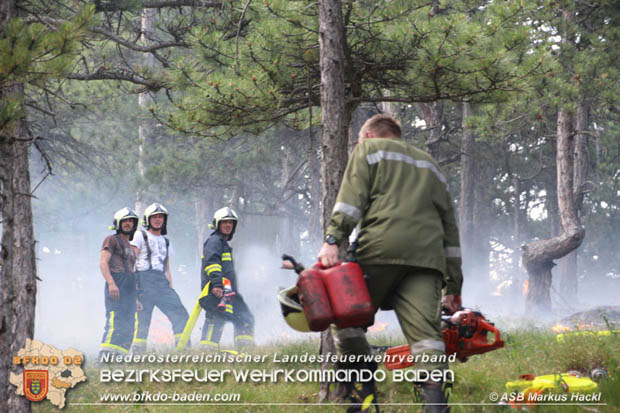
[278,285,311,332]
[209,207,239,239]
[111,207,139,240]
[142,203,169,235]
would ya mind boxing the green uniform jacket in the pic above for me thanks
[326,138,463,296]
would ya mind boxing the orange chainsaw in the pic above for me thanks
[384,308,505,370]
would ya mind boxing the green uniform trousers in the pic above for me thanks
[332,265,448,373]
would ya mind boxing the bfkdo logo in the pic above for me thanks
[23,370,49,402]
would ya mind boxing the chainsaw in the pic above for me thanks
[384,308,505,370]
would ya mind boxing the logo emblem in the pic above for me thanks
[24,370,48,402]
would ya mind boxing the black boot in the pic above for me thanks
[415,381,451,413]
[336,361,380,413]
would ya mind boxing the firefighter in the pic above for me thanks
[318,114,463,413]
[99,208,139,357]
[130,203,189,353]
[198,207,255,350]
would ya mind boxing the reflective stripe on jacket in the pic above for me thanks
[325,138,463,295]
[201,231,236,291]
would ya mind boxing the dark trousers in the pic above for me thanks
[101,272,137,354]
[200,294,255,348]
[134,269,189,347]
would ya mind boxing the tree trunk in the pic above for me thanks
[522,109,586,312]
[558,100,589,302]
[472,177,490,280]
[194,195,214,262]
[459,102,476,277]
[417,102,444,159]
[318,0,351,402]
[512,177,523,275]
[278,133,301,258]
[0,6,37,409]
[136,8,157,214]
[307,126,323,252]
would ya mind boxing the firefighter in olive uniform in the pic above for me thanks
[318,114,464,413]
[99,208,139,357]
[130,203,189,353]
[198,207,255,350]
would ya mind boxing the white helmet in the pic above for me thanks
[142,203,169,235]
[110,207,139,240]
[209,207,239,239]
[278,286,311,332]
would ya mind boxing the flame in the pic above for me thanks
[552,324,572,333]
[280,331,290,338]
[552,323,596,334]
[368,322,388,334]
[149,318,174,345]
[522,280,529,296]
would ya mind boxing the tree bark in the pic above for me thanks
[136,7,157,214]
[558,100,589,302]
[0,7,37,412]
[194,195,214,261]
[512,176,523,275]
[459,102,476,277]
[417,102,444,160]
[318,0,351,402]
[307,126,323,253]
[522,109,586,312]
[278,132,301,258]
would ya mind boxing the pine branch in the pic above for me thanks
[67,68,163,91]
[94,1,223,12]
[91,27,189,52]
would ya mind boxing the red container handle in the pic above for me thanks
[313,261,342,270]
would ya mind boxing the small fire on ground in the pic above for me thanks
[552,323,595,334]
[368,322,388,334]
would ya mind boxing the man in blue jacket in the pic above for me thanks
[199,207,254,350]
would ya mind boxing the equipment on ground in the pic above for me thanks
[556,329,620,343]
[505,373,598,406]
[280,255,374,332]
[384,308,505,370]
[176,280,212,351]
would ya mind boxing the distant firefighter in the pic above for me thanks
[130,203,189,353]
[198,207,255,350]
[99,208,138,357]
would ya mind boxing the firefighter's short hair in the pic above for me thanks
[359,114,402,139]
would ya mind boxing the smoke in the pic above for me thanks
[26,160,620,357]
[30,170,406,356]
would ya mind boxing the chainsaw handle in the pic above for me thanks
[478,319,503,346]
[282,254,305,274]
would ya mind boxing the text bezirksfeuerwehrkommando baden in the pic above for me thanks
[98,352,456,384]
[100,367,454,384]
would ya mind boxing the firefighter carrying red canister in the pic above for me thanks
[280,114,465,413]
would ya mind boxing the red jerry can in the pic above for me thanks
[297,266,334,331]
[320,262,374,328]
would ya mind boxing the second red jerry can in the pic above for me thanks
[320,262,374,328]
